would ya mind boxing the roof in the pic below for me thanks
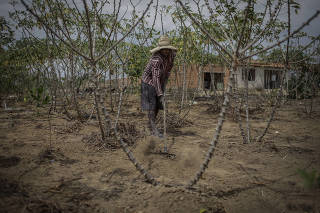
[238,60,285,68]
[202,61,286,73]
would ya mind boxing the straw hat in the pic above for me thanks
[150,35,177,54]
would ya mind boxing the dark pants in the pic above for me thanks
[141,82,163,111]
[141,82,163,137]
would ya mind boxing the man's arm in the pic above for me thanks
[152,60,163,96]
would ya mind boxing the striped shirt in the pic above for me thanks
[142,52,175,96]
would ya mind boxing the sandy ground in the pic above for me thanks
[0,95,320,213]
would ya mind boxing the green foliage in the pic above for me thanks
[199,208,207,213]
[288,68,320,99]
[0,35,52,98]
[290,0,301,14]
[0,17,30,98]
[26,85,50,107]
[0,60,30,97]
[0,16,14,49]
[297,169,320,189]
[126,44,150,78]
[260,46,314,65]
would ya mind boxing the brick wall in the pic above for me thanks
[167,64,227,90]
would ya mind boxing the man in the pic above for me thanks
[141,35,177,137]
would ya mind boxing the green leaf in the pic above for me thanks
[297,169,318,189]
[43,95,50,105]
[200,209,207,213]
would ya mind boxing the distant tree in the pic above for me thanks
[0,17,14,50]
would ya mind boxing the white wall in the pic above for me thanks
[235,67,287,89]
[235,67,264,89]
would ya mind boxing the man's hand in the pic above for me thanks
[169,51,176,64]
[159,95,165,105]
[172,50,177,59]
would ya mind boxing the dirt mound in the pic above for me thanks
[0,156,21,168]
[55,121,83,134]
[37,148,78,165]
[205,102,265,118]
[205,103,221,114]
[82,122,141,150]
[0,178,74,213]
[24,199,64,213]
[0,178,27,197]
[156,112,193,129]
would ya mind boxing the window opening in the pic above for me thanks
[242,68,255,81]
[264,70,281,89]
[203,72,224,90]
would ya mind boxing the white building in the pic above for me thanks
[234,61,289,90]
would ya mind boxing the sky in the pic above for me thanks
[1,0,320,42]
[286,0,320,37]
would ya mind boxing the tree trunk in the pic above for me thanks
[70,54,83,120]
[244,69,251,143]
[188,58,236,188]
[180,30,187,112]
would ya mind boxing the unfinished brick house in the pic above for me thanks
[167,61,289,91]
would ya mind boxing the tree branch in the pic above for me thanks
[176,0,232,60]
[82,0,94,60]
[240,0,283,55]
[95,0,153,62]
[20,0,90,61]
[241,10,320,61]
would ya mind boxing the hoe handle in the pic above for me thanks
[163,91,167,153]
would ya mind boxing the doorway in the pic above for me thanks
[203,72,224,90]
[264,70,281,89]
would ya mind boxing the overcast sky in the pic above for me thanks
[289,0,320,36]
[1,0,319,39]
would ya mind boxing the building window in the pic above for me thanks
[264,70,281,89]
[242,68,255,81]
[203,72,224,90]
